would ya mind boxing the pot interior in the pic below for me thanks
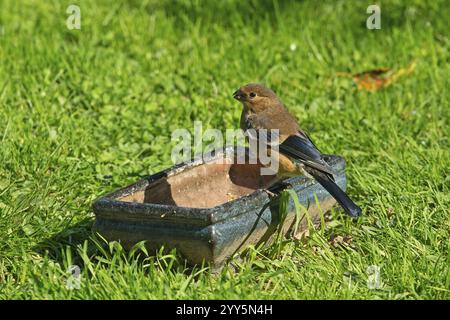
[118,158,278,208]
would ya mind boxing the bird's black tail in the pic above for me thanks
[311,172,362,218]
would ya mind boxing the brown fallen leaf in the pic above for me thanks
[330,234,353,248]
[353,68,390,91]
[292,228,310,242]
[338,61,416,91]
[386,207,395,219]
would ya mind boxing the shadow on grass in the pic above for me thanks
[126,0,305,29]
[33,218,199,274]
[126,0,414,32]
[33,218,95,264]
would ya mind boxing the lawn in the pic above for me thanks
[0,0,448,299]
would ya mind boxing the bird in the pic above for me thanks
[233,83,362,217]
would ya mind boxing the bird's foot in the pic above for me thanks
[264,180,294,196]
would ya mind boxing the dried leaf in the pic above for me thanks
[353,68,390,91]
[330,234,353,248]
[338,62,416,91]
[386,207,395,219]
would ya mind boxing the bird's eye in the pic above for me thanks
[249,92,257,98]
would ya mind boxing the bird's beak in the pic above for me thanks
[233,89,246,101]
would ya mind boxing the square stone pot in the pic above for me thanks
[92,147,347,267]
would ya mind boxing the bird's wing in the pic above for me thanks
[279,131,335,176]
[244,114,334,176]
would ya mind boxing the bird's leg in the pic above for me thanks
[261,180,294,198]
[257,177,277,197]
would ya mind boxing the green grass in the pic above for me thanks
[0,0,449,299]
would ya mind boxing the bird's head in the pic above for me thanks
[233,83,281,112]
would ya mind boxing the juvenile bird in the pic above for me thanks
[233,83,362,217]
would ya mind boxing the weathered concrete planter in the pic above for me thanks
[92,147,347,267]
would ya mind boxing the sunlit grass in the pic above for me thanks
[0,0,448,299]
